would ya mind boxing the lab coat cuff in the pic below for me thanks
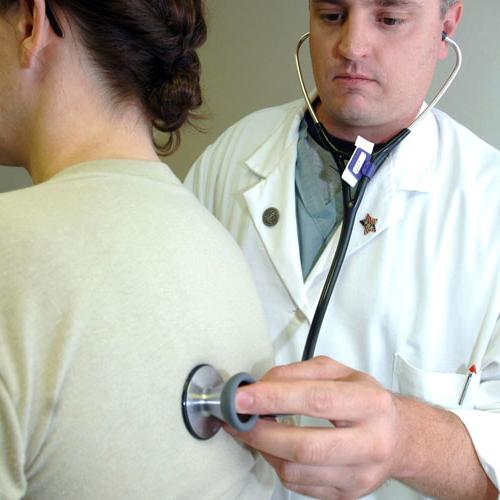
[451,408,500,493]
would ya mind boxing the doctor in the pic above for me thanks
[187,0,500,498]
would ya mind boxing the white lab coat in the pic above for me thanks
[186,99,500,499]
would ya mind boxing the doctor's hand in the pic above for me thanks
[226,356,401,499]
[225,356,497,500]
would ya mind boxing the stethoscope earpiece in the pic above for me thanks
[181,364,257,440]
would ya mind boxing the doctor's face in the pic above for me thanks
[309,0,460,143]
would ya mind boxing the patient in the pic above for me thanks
[0,1,273,498]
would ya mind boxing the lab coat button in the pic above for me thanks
[262,207,280,227]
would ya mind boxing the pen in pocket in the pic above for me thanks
[458,364,477,406]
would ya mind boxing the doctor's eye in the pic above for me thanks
[378,17,404,26]
[320,12,346,23]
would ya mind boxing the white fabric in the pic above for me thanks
[186,100,500,500]
[0,160,275,500]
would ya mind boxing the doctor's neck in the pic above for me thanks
[314,101,421,145]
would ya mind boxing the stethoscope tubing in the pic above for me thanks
[296,32,462,361]
[301,176,369,360]
[301,132,409,360]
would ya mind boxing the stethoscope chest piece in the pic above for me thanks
[182,364,258,440]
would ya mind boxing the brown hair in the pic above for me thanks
[0,0,207,155]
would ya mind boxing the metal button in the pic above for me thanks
[262,207,280,227]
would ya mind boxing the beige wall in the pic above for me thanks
[1,0,499,191]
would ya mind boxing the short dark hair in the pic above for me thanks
[0,0,207,155]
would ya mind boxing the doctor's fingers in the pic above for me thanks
[229,418,394,467]
[262,453,377,500]
[235,378,391,421]
[274,483,357,500]
[260,356,356,383]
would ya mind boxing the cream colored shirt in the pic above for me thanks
[0,160,274,499]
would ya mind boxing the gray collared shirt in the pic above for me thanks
[295,118,344,279]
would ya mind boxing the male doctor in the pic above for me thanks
[187,0,500,498]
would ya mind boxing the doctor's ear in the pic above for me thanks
[438,2,462,59]
[16,0,53,68]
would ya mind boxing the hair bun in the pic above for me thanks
[49,0,208,155]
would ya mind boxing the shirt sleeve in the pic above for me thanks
[0,378,26,499]
[0,225,28,499]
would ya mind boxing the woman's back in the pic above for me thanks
[0,160,274,499]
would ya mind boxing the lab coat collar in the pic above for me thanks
[245,99,306,179]
[389,102,439,193]
[245,100,438,192]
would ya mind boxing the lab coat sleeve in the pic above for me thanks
[451,316,500,490]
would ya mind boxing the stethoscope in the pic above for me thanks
[182,31,462,440]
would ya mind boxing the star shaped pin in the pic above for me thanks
[360,213,378,235]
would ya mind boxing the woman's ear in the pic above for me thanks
[17,0,51,68]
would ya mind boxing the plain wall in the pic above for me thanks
[1,0,499,191]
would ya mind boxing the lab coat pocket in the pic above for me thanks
[392,353,479,409]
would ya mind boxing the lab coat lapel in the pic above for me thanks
[306,110,439,295]
[243,109,308,309]
[345,111,439,258]
[343,158,404,257]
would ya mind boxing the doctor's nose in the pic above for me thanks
[336,15,372,61]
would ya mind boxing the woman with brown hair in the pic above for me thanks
[0,1,273,498]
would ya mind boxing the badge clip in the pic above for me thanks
[341,136,375,188]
